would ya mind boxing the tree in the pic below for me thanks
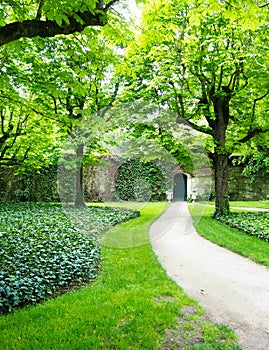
[23,33,125,207]
[125,0,269,215]
[0,0,120,46]
[0,0,135,205]
[0,0,142,205]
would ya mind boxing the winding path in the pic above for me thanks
[150,202,269,350]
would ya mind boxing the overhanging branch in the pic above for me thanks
[0,0,119,46]
[104,0,119,11]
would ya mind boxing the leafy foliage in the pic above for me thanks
[130,123,195,173]
[0,23,129,206]
[215,212,269,242]
[0,202,139,314]
[242,147,269,177]
[115,158,167,201]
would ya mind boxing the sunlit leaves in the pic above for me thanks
[128,0,269,151]
[186,0,267,30]
[0,0,101,25]
[0,14,130,170]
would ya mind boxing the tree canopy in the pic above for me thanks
[124,0,269,214]
[0,0,268,211]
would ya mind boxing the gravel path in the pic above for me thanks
[150,202,269,350]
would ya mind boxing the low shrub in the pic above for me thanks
[0,202,139,314]
[215,211,269,242]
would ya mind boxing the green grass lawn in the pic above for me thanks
[0,202,240,350]
[189,204,269,267]
[202,201,269,209]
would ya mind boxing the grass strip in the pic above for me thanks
[0,202,240,349]
[189,204,269,267]
[202,201,269,209]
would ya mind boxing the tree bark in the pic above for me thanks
[74,144,86,208]
[210,152,230,217]
[209,87,232,216]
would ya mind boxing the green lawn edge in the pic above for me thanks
[201,201,269,209]
[0,202,240,350]
[189,204,269,267]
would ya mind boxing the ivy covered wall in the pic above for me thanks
[0,166,59,202]
[0,161,268,203]
[114,159,167,202]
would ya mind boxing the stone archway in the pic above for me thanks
[173,173,187,201]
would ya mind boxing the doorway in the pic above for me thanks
[173,173,187,201]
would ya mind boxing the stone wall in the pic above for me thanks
[83,161,269,202]
[228,165,269,201]
[0,161,268,203]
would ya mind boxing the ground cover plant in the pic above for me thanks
[189,205,269,267]
[215,212,269,242]
[0,202,240,349]
[0,202,139,314]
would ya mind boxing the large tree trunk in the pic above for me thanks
[74,144,86,208]
[210,87,232,217]
[211,152,230,217]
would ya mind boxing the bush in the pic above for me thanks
[215,211,269,241]
[0,202,139,314]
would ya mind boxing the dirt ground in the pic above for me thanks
[150,202,269,350]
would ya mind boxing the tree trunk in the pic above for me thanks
[210,87,232,217]
[74,144,86,208]
[211,152,230,217]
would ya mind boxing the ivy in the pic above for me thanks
[115,159,167,202]
[0,166,60,202]
[215,212,269,242]
[0,202,139,314]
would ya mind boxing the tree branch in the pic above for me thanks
[238,127,269,143]
[260,2,269,8]
[36,0,45,20]
[105,0,119,11]
[168,80,185,120]
[0,1,119,46]
[100,81,120,119]
[176,115,213,136]
[252,90,269,118]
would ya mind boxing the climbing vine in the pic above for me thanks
[115,159,167,202]
[0,166,59,202]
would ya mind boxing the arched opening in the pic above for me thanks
[173,173,187,201]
